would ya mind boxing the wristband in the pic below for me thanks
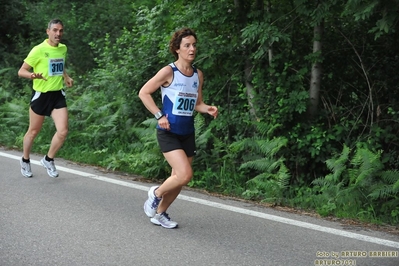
[154,111,164,120]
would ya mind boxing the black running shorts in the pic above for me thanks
[30,90,67,116]
[156,129,196,157]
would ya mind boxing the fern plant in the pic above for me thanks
[312,143,399,223]
[0,100,29,147]
[229,121,289,204]
[120,118,169,178]
[368,170,399,200]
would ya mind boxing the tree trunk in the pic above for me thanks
[308,22,323,119]
[267,0,273,66]
[234,0,258,121]
[245,60,258,120]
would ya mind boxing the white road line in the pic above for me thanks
[2,151,399,249]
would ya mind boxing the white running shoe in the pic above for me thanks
[40,156,59,178]
[150,212,178,229]
[143,186,161,218]
[20,158,33,178]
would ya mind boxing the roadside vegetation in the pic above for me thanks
[1,0,398,226]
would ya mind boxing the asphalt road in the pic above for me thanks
[1,147,398,266]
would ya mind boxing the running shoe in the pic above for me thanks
[143,186,161,218]
[20,158,33,178]
[150,212,178,229]
[40,156,59,178]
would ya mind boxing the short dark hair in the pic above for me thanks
[169,28,197,60]
[48,19,63,29]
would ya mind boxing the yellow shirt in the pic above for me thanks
[24,39,67,92]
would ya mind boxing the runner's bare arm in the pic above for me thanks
[18,62,47,81]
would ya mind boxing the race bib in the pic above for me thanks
[172,92,198,116]
[48,58,64,76]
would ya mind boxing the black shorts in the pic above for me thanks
[157,129,196,157]
[30,90,67,116]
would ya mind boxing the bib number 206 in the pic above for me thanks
[177,98,195,111]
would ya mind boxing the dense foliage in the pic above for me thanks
[1,0,398,225]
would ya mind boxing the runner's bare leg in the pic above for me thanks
[47,107,68,158]
[156,152,193,213]
[23,107,45,159]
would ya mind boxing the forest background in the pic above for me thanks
[1,0,399,226]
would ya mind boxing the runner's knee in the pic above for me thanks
[57,128,68,139]
[27,128,41,139]
[176,168,193,186]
